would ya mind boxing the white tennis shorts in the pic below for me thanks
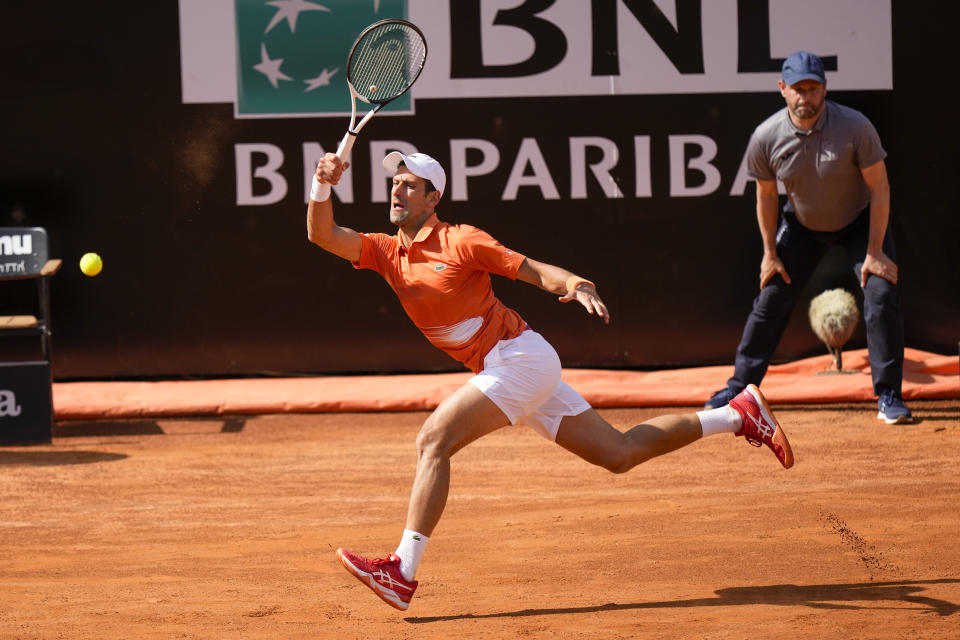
[468,329,591,441]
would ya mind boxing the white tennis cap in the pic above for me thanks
[383,151,446,198]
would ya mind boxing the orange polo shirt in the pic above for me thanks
[353,214,528,373]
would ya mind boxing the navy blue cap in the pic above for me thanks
[782,51,826,85]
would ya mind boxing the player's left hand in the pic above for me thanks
[861,251,898,287]
[559,283,610,324]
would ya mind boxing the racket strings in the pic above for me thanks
[354,40,419,96]
[349,24,426,103]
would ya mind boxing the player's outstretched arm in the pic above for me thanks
[516,258,610,324]
[306,153,363,262]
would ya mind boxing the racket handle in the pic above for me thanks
[336,131,357,161]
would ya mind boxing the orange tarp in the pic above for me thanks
[53,348,958,420]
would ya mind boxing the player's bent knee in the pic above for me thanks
[414,423,444,458]
[414,415,460,460]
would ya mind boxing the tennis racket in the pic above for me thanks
[335,19,427,161]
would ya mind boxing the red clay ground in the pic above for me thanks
[1,400,958,639]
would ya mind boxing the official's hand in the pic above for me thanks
[559,283,610,324]
[315,152,350,186]
[861,251,898,287]
[759,252,791,289]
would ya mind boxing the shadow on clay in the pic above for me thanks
[406,578,960,623]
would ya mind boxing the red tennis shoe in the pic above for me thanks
[729,384,794,469]
[336,548,418,611]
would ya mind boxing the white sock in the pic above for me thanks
[697,406,741,437]
[394,529,429,581]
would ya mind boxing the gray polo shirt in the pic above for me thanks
[745,100,887,231]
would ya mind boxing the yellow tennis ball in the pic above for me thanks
[79,252,102,277]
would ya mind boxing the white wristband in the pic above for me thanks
[310,176,331,202]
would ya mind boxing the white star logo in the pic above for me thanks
[253,43,293,89]
[303,67,339,92]
[240,0,390,110]
[265,0,330,34]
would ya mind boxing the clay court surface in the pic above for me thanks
[1,400,958,639]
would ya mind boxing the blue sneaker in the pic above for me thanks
[877,389,913,424]
[704,387,738,409]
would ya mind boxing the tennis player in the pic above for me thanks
[308,150,794,611]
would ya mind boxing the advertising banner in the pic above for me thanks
[2,0,956,379]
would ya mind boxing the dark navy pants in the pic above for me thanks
[726,208,904,397]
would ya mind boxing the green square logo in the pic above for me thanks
[234,0,409,117]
